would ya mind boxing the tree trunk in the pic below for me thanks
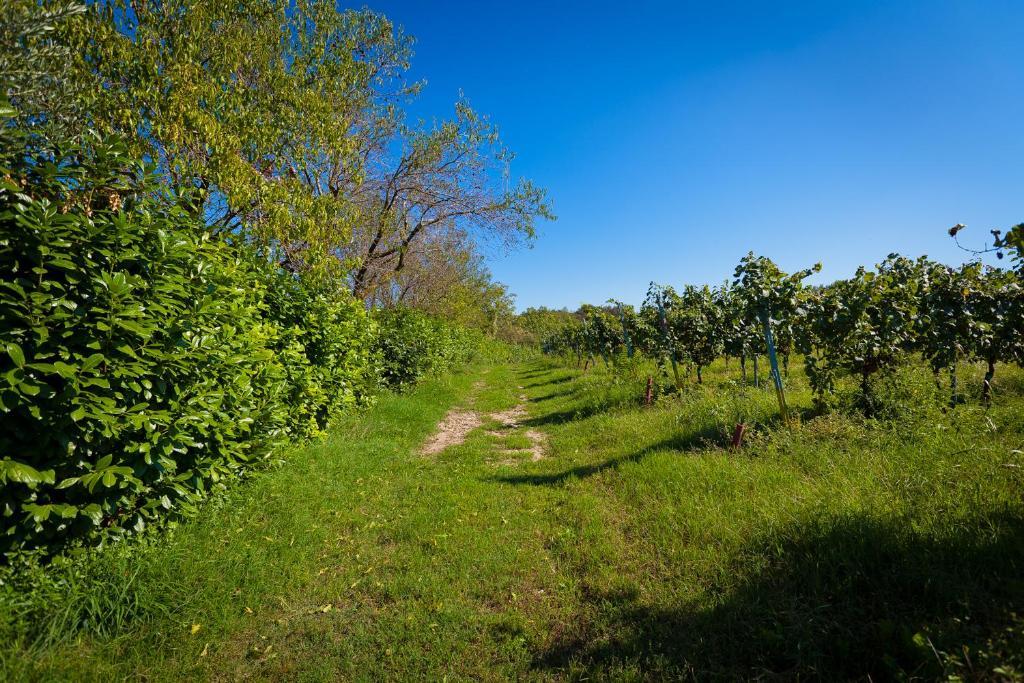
[740,354,747,383]
[753,355,759,388]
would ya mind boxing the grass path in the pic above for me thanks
[6,358,1024,680]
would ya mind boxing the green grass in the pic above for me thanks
[3,356,1024,680]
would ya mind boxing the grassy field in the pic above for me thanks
[3,356,1023,680]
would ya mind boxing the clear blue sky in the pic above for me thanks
[367,0,1023,311]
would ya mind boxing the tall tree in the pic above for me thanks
[1,0,91,139]
[372,224,516,333]
[67,0,416,272]
[345,99,553,298]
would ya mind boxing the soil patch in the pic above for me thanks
[420,410,482,455]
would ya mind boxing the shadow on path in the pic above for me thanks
[490,425,723,486]
[522,376,575,389]
[529,389,575,403]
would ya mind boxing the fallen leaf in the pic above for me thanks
[191,623,202,635]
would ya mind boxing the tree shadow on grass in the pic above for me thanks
[490,425,725,486]
[529,389,575,403]
[522,376,575,389]
[516,371,548,381]
[532,512,1024,679]
[518,403,613,428]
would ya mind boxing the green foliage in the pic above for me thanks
[1,136,280,556]
[797,256,921,410]
[261,272,376,438]
[372,308,482,389]
[665,286,724,382]
[542,251,1023,415]
[0,0,513,564]
[63,0,415,270]
[733,251,820,359]
[511,307,576,346]
[0,0,91,141]
[578,306,623,365]
[919,261,1022,373]
[0,127,468,560]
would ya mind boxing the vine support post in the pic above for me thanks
[656,294,681,391]
[982,358,995,406]
[616,304,634,358]
[760,310,790,424]
[950,363,961,406]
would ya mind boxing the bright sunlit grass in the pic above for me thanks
[3,357,1023,680]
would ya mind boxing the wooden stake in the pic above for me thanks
[731,423,746,450]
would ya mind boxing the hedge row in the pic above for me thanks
[0,136,481,560]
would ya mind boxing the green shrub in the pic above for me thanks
[0,115,484,560]
[0,138,283,556]
[0,133,384,559]
[261,270,376,439]
[372,307,481,388]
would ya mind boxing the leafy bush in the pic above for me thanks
[1,138,276,556]
[261,271,376,439]
[0,133,382,559]
[372,307,481,388]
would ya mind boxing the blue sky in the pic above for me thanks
[368,0,1023,310]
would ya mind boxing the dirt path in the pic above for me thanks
[487,404,546,463]
[420,381,545,462]
[420,409,482,455]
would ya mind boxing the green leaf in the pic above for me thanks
[82,504,103,525]
[6,343,25,368]
[0,459,55,487]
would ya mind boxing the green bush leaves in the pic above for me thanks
[373,307,482,389]
[0,131,472,560]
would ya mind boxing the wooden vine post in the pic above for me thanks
[759,309,790,424]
